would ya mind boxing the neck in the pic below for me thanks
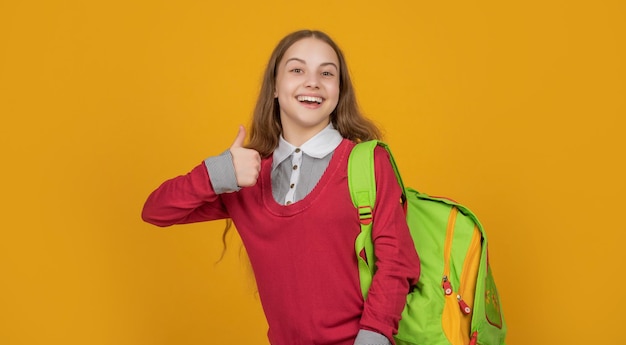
[281,122,330,147]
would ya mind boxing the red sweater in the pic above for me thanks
[142,139,420,345]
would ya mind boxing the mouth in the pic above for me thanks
[296,95,323,104]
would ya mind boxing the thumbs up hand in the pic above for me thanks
[229,125,261,188]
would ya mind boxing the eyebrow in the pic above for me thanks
[284,57,338,70]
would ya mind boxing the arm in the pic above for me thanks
[142,126,261,227]
[141,161,230,226]
[358,147,421,343]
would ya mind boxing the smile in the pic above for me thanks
[297,95,323,104]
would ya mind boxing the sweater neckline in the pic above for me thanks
[261,139,352,216]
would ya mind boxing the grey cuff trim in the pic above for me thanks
[354,329,391,345]
[204,150,241,194]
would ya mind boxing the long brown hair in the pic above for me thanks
[247,29,382,157]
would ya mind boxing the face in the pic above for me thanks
[274,37,340,145]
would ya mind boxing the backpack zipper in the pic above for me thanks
[441,207,482,344]
[441,207,463,343]
[441,207,458,295]
[457,226,482,315]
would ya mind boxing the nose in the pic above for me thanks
[304,73,320,89]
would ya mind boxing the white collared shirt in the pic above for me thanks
[272,124,343,205]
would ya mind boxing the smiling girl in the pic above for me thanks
[142,30,420,345]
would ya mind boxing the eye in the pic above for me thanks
[290,68,303,73]
[321,71,335,77]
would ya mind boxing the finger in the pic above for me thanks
[231,125,246,148]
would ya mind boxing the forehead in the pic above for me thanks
[280,37,339,65]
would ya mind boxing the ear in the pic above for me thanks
[274,90,278,98]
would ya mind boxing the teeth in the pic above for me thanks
[297,95,323,104]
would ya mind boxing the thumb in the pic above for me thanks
[231,125,246,148]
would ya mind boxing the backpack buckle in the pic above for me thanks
[358,206,373,225]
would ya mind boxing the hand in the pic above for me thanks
[229,125,261,188]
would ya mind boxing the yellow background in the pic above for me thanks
[1,0,624,344]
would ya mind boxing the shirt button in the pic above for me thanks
[292,165,298,170]
[290,183,295,189]
[295,148,301,153]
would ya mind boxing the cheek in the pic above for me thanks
[275,77,294,95]
[275,88,294,106]
[328,82,340,100]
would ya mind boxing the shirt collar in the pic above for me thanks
[272,124,343,170]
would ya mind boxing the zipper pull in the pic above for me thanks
[442,276,453,295]
[457,295,472,315]
[469,331,478,345]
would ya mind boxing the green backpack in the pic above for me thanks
[348,140,506,345]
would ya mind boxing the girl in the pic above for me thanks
[142,30,420,345]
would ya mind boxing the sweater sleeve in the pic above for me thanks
[141,162,230,227]
[354,329,392,345]
[358,147,421,344]
[205,150,241,194]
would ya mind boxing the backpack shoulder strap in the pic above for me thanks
[348,140,406,299]
[348,140,379,215]
[348,140,407,207]
[348,141,378,299]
